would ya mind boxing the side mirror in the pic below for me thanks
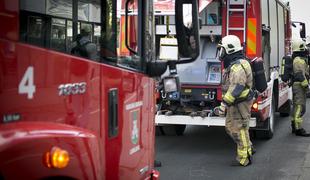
[175,0,200,64]
[300,22,306,39]
[292,21,306,39]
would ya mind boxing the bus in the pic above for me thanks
[0,0,199,179]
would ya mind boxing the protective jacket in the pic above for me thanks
[292,56,309,130]
[222,59,253,105]
[293,56,309,86]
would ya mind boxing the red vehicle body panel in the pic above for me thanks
[0,1,157,179]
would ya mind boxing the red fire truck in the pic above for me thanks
[156,0,292,138]
[0,0,200,179]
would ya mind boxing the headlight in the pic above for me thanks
[163,77,177,93]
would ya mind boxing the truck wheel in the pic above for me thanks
[262,97,275,139]
[155,126,166,136]
[174,125,186,136]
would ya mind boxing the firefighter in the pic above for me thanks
[217,35,254,166]
[291,38,310,136]
[71,26,98,60]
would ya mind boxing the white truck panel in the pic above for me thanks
[269,0,278,67]
[261,0,269,26]
[155,25,176,35]
[200,25,222,36]
[176,38,220,85]
[155,115,257,127]
[278,5,285,65]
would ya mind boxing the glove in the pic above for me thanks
[218,102,227,117]
[214,102,227,117]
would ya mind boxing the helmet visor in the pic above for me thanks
[217,46,226,60]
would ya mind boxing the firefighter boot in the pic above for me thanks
[295,128,310,137]
[291,121,296,134]
[251,145,256,155]
[230,154,252,167]
[230,158,252,167]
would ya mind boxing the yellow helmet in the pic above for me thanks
[218,35,243,56]
[292,38,306,52]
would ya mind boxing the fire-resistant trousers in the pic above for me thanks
[292,83,307,129]
[225,100,253,166]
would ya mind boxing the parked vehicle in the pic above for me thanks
[0,0,200,179]
[155,0,292,139]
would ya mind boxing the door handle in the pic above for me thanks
[108,88,118,138]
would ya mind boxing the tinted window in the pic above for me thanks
[50,18,66,51]
[19,0,143,71]
[101,0,142,70]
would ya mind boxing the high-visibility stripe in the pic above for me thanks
[294,105,302,129]
[301,79,309,87]
[239,88,250,98]
[247,18,257,55]
[223,92,235,104]
[231,65,243,72]
[239,129,248,165]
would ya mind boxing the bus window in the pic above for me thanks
[67,20,73,52]
[94,24,101,52]
[26,16,45,47]
[70,0,100,61]
[102,0,142,70]
[50,18,66,52]
[19,0,143,69]
[46,0,73,19]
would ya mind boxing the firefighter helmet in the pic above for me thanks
[218,35,243,58]
[292,38,307,52]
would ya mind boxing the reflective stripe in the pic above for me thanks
[294,105,302,129]
[223,92,235,104]
[239,129,248,165]
[239,88,250,98]
[294,58,306,65]
[225,88,249,104]
[247,18,257,55]
[231,64,243,72]
[281,59,285,75]
[301,79,308,87]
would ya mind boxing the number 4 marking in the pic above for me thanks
[19,66,36,99]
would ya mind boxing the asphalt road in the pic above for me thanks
[155,100,310,180]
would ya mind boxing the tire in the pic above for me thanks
[174,125,186,136]
[262,97,275,139]
[155,126,166,136]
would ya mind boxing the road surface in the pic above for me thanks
[155,100,310,180]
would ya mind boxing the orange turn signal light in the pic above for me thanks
[44,146,70,169]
